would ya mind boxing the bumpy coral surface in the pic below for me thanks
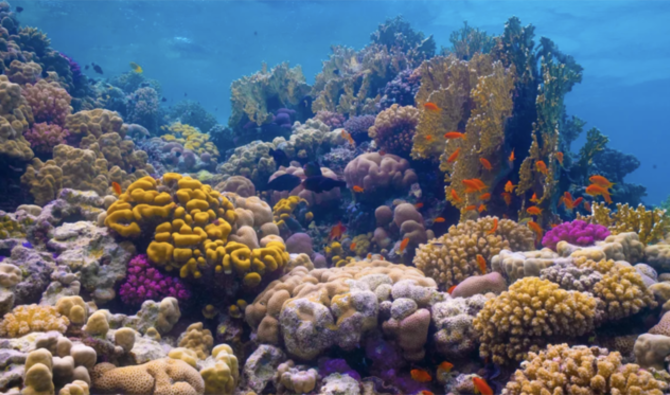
[22,79,72,126]
[0,75,34,161]
[343,152,417,197]
[414,216,535,289]
[542,219,610,251]
[0,304,69,337]
[368,104,419,157]
[23,122,69,153]
[119,254,191,305]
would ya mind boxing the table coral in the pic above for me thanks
[542,219,610,251]
[368,104,419,157]
[414,216,535,289]
[473,277,599,364]
[0,304,69,337]
[22,79,72,126]
[23,122,69,153]
[502,343,667,395]
[119,254,191,306]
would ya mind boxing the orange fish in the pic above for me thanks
[423,102,440,112]
[341,130,355,146]
[479,158,492,170]
[112,181,122,195]
[551,223,559,228]
[556,151,564,165]
[438,361,454,374]
[399,238,410,254]
[504,180,515,193]
[487,218,498,235]
[463,178,486,193]
[528,221,543,241]
[415,203,424,209]
[447,148,460,163]
[473,377,493,395]
[530,193,540,203]
[478,204,486,213]
[501,192,512,206]
[589,175,614,188]
[527,206,543,216]
[508,149,515,162]
[350,242,357,251]
[419,391,434,395]
[444,131,465,140]
[447,285,457,294]
[476,254,487,274]
[573,197,583,208]
[353,185,364,193]
[479,193,491,201]
[425,135,433,141]
[329,222,346,240]
[367,253,372,259]
[410,369,432,383]
[450,189,462,203]
[584,200,592,211]
[585,184,612,203]
[379,150,386,156]
[536,160,548,176]
[464,205,477,211]
[434,217,446,223]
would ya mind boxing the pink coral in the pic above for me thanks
[344,152,417,195]
[22,79,72,126]
[542,219,610,251]
[314,110,345,130]
[119,254,191,305]
[368,104,419,157]
[23,122,69,153]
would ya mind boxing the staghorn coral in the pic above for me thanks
[502,343,667,395]
[542,219,610,251]
[368,104,419,157]
[0,304,69,337]
[578,202,668,245]
[22,79,72,126]
[474,277,599,364]
[414,216,535,289]
[119,254,191,306]
[23,122,69,153]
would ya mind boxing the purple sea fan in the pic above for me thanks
[542,219,610,251]
[119,254,191,305]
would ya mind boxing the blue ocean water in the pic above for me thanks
[14,0,670,204]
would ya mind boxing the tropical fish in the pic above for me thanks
[476,254,487,274]
[444,131,465,140]
[15,6,23,13]
[462,178,486,193]
[501,192,512,206]
[434,217,445,223]
[479,193,491,201]
[419,391,435,395]
[528,221,543,240]
[509,149,515,162]
[92,63,103,74]
[112,181,122,195]
[589,175,614,188]
[585,184,612,203]
[479,158,492,170]
[527,206,543,216]
[303,176,346,193]
[487,218,498,235]
[573,197,583,207]
[353,185,364,193]
[536,160,548,176]
[530,193,540,203]
[410,368,432,383]
[129,62,143,73]
[329,222,346,240]
[478,204,486,213]
[399,238,410,254]
[303,161,323,177]
[350,242,357,251]
[464,205,477,211]
[447,285,457,294]
[423,102,440,112]
[473,377,494,395]
[584,200,592,211]
[269,148,290,168]
[341,130,355,146]
[450,189,462,203]
[447,148,460,163]
[504,180,515,193]
[438,361,454,374]
[425,135,433,141]
[266,174,301,192]
[367,253,372,259]
[556,151,564,165]
[414,203,424,209]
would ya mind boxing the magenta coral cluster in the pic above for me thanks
[23,122,69,153]
[542,219,610,251]
[22,79,72,126]
[119,254,191,305]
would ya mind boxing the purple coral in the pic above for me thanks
[22,80,72,126]
[119,254,191,305]
[318,358,361,381]
[127,87,160,131]
[343,114,375,144]
[315,110,346,130]
[542,219,610,251]
[24,122,69,153]
[377,68,421,110]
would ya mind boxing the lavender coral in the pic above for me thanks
[377,68,421,110]
[119,254,191,306]
[343,114,375,144]
[22,79,72,126]
[542,219,610,251]
[314,110,345,130]
[368,104,419,157]
[127,87,160,132]
[23,122,69,153]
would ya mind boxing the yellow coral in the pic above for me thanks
[64,108,124,142]
[161,122,219,158]
[0,304,69,338]
[200,344,239,395]
[324,240,354,267]
[579,202,668,245]
[473,277,598,364]
[178,322,214,360]
[0,75,34,161]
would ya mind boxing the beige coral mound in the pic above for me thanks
[502,343,667,395]
[473,277,598,365]
[92,358,204,395]
[414,216,535,289]
[0,304,70,337]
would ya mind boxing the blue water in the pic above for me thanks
[16,0,670,204]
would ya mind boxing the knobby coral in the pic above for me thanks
[119,254,191,305]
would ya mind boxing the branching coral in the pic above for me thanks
[22,79,72,126]
[473,277,599,364]
[541,219,610,251]
[368,104,419,157]
[503,343,667,395]
[413,216,535,289]
[0,304,69,337]
[578,202,668,245]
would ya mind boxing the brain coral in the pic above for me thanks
[502,343,667,395]
[343,152,417,197]
[368,104,419,157]
[473,277,599,364]
[414,216,535,290]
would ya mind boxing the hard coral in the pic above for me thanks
[580,202,669,245]
[343,152,417,197]
[432,294,490,359]
[119,254,191,306]
[0,304,69,337]
[0,74,34,161]
[368,104,419,157]
[23,122,69,153]
[541,219,610,251]
[161,122,219,159]
[64,108,123,144]
[343,114,375,144]
[177,322,213,360]
[22,79,72,126]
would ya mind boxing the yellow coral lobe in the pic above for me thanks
[243,272,262,288]
[147,241,174,264]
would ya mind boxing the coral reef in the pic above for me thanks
[23,122,69,154]
[119,254,191,306]
[22,79,72,126]
[542,219,610,251]
[368,104,419,157]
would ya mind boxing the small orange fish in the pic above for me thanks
[447,148,460,163]
[112,181,122,195]
[463,179,486,194]
[589,175,614,188]
[399,238,410,254]
[329,222,346,240]
[425,135,433,141]
[444,131,465,140]
[350,242,357,251]
[476,254,487,274]
[464,205,477,211]
[379,150,386,156]
[438,361,454,374]
[473,377,494,395]
[414,203,424,209]
[528,221,543,241]
[367,253,372,259]
[353,185,364,193]
[478,204,486,213]
[551,223,559,228]
[479,193,491,201]
[419,390,435,395]
[434,217,446,223]
[584,200,592,211]
[585,184,612,202]
[530,193,540,203]
[504,180,515,193]
[501,192,512,206]
[486,218,498,235]
[527,206,543,216]
[508,149,515,162]
[556,151,564,165]
[423,102,440,112]
[447,285,457,294]
[450,189,462,203]
[479,158,492,170]
[341,130,355,146]
[536,160,548,176]
[410,368,432,383]
[573,197,583,208]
